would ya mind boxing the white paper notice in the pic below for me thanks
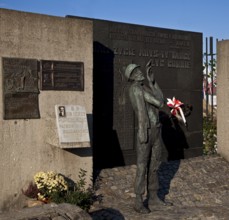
[55,105,90,145]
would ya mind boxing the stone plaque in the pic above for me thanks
[4,93,40,119]
[41,60,84,91]
[55,105,90,146]
[3,57,40,119]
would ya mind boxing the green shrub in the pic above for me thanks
[203,117,217,155]
[49,169,93,211]
[50,188,93,212]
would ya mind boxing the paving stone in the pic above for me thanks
[90,155,229,219]
[52,217,67,220]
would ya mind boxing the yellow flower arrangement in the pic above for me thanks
[34,171,68,202]
[23,169,93,211]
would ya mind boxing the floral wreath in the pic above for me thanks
[167,97,188,126]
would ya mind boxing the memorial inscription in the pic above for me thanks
[3,57,40,119]
[55,105,90,146]
[41,60,84,91]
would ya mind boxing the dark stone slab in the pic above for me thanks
[41,60,84,91]
[92,20,203,167]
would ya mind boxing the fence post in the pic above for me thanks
[210,37,214,120]
[205,37,209,117]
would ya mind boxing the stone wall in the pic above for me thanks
[0,9,93,211]
[217,40,229,161]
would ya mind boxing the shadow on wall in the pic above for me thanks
[65,148,92,157]
[160,111,189,161]
[93,41,125,169]
[87,114,93,143]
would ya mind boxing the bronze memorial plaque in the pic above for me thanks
[4,93,40,119]
[3,57,40,119]
[41,60,84,91]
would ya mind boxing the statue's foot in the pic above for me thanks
[134,197,150,214]
[148,196,173,208]
[134,204,150,214]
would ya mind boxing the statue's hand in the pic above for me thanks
[146,68,155,89]
[146,69,151,82]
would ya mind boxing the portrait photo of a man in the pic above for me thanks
[58,106,66,117]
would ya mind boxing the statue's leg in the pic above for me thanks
[134,137,151,214]
[148,128,173,209]
[148,127,164,206]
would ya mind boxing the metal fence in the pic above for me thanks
[203,37,217,120]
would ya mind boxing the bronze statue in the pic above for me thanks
[125,61,171,213]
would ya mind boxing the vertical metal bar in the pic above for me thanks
[216,38,218,109]
[210,36,214,120]
[205,37,209,117]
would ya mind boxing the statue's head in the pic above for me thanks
[125,64,145,82]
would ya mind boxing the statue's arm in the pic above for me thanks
[143,89,164,108]
[146,60,164,102]
[153,82,164,102]
[130,85,148,144]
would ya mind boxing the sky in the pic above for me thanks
[0,0,228,53]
